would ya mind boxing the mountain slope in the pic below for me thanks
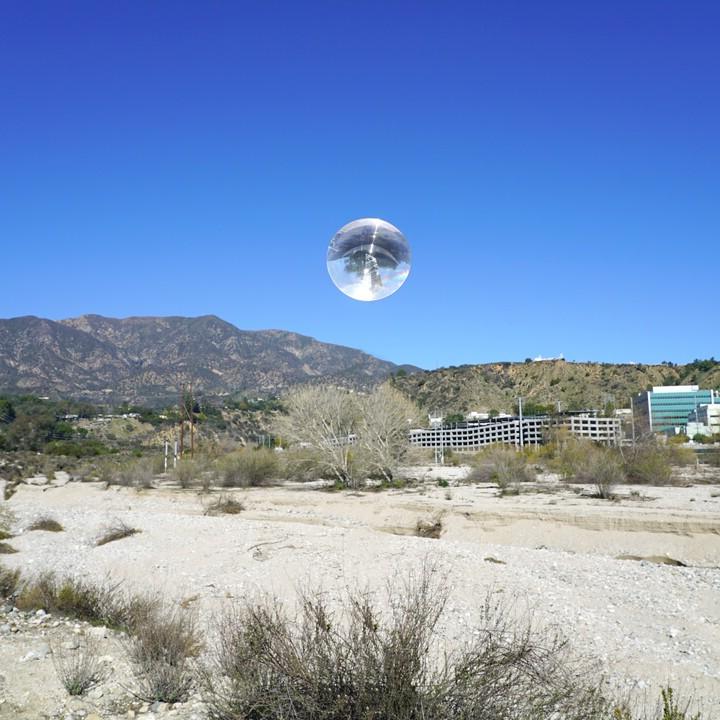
[393,359,720,414]
[0,315,410,405]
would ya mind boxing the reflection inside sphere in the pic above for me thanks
[326,218,411,301]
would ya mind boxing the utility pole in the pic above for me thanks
[518,396,524,451]
[630,396,636,447]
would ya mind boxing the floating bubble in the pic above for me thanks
[327,218,411,301]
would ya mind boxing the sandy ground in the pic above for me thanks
[1,470,720,718]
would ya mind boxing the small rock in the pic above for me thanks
[88,625,108,639]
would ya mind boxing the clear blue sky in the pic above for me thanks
[2,1,718,369]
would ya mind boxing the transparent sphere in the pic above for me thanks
[327,218,411,301]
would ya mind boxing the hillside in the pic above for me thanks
[0,315,414,406]
[393,359,720,414]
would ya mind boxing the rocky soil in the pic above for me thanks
[1,469,719,719]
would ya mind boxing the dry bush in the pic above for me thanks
[27,515,64,532]
[590,453,625,499]
[0,562,21,598]
[416,514,443,539]
[280,446,327,482]
[95,519,140,546]
[217,448,279,487]
[204,493,245,516]
[468,447,535,494]
[0,505,16,537]
[52,635,105,696]
[125,604,200,703]
[16,572,158,632]
[172,458,205,489]
[114,457,155,489]
[200,565,613,720]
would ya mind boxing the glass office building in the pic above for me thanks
[634,386,718,433]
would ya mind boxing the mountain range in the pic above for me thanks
[1,314,718,413]
[0,315,416,406]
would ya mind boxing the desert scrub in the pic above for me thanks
[0,562,21,598]
[201,564,613,720]
[172,457,206,489]
[279,446,326,482]
[52,635,105,696]
[468,446,535,494]
[203,493,245,516]
[217,447,279,487]
[27,515,64,532]
[16,571,158,631]
[126,603,200,703]
[416,513,443,538]
[95,518,140,546]
[113,457,155,489]
[0,504,15,536]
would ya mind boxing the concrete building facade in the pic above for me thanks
[408,414,622,452]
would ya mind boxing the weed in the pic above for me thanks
[0,562,21,598]
[415,514,443,539]
[52,635,105,696]
[204,493,245,516]
[126,604,200,703]
[217,448,278,487]
[201,564,613,720]
[95,519,140,546]
[27,515,64,532]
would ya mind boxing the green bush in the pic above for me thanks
[624,441,672,485]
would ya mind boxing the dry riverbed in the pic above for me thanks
[1,470,720,719]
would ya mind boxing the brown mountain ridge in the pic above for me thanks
[0,314,416,406]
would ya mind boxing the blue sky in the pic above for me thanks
[1,1,718,370]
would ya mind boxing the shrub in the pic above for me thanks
[0,542,17,554]
[51,635,105,695]
[95,519,140,546]
[201,565,612,720]
[15,572,154,631]
[468,447,535,493]
[204,493,245,516]
[114,458,155,489]
[578,448,626,499]
[0,505,15,535]
[0,562,21,598]
[172,458,203,489]
[126,604,200,703]
[217,448,279,487]
[27,515,64,532]
[624,441,673,485]
[280,446,326,482]
[416,515,443,539]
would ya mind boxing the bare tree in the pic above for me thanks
[274,384,420,488]
[274,385,360,486]
[357,383,421,482]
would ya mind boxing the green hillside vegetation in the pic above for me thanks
[392,358,720,416]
